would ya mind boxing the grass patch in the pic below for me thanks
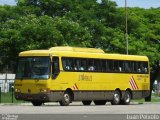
[0,92,26,103]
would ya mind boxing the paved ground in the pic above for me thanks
[0,102,160,120]
[0,102,160,114]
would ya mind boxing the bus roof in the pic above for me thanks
[49,46,105,53]
[19,46,149,61]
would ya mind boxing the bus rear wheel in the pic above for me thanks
[94,100,106,105]
[59,92,72,106]
[82,100,92,105]
[31,101,43,106]
[111,90,121,105]
[121,91,131,105]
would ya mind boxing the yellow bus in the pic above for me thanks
[14,46,150,106]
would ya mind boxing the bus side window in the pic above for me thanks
[142,62,148,73]
[62,58,71,70]
[79,59,87,71]
[106,60,113,72]
[124,61,131,72]
[94,59,101,72]
[133,61,137,73]
[113,60,119,72]
[137,62,142,73]
[101,60,106,72]
[118,61,123,72]
[52,57,60,79]
[88,59,94,71]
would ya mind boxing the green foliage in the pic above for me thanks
[0,0,160,72]
[0,92,26,103]
[0,15,91,71]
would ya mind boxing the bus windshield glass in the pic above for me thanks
[16,57,50,79]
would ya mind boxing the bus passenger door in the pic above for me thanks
[52,57,60,79]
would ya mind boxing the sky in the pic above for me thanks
[0,0,160,9]
[111,0,160,9]
[0,0,16,5]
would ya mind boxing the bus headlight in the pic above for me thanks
[15,88,21,93]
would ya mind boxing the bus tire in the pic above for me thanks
[82,100,92,105]
[94,100,106,105]
[59,91,71,106]
[121,91,131,105]
[111,90,121,105]
[31,101,43,106]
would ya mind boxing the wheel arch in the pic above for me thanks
[65,88,74,101]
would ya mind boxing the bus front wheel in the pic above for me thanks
[59,92,71,106]
[111,90,121,105]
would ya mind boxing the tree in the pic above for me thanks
[0,0,160,72]
[0,14,91,72]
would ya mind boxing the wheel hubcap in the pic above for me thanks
[125,94,130,103]
[64,94,70,103]
[114,93,120,102]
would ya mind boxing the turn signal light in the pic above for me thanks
[40,88,50,93]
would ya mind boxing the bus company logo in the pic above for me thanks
[73,83,78,90]
[79,74,92,81]
[129,76,139,90]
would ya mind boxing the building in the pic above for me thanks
[0,74,15,93]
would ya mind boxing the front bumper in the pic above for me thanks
[15,92,63,102]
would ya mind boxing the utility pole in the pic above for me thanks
[125,0,128,55]
[4,65,8,93]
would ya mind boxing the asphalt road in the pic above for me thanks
[0,102,160,120]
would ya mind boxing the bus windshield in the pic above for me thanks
[16,57,50,79]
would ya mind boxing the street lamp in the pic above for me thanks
[125,0,128,55]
